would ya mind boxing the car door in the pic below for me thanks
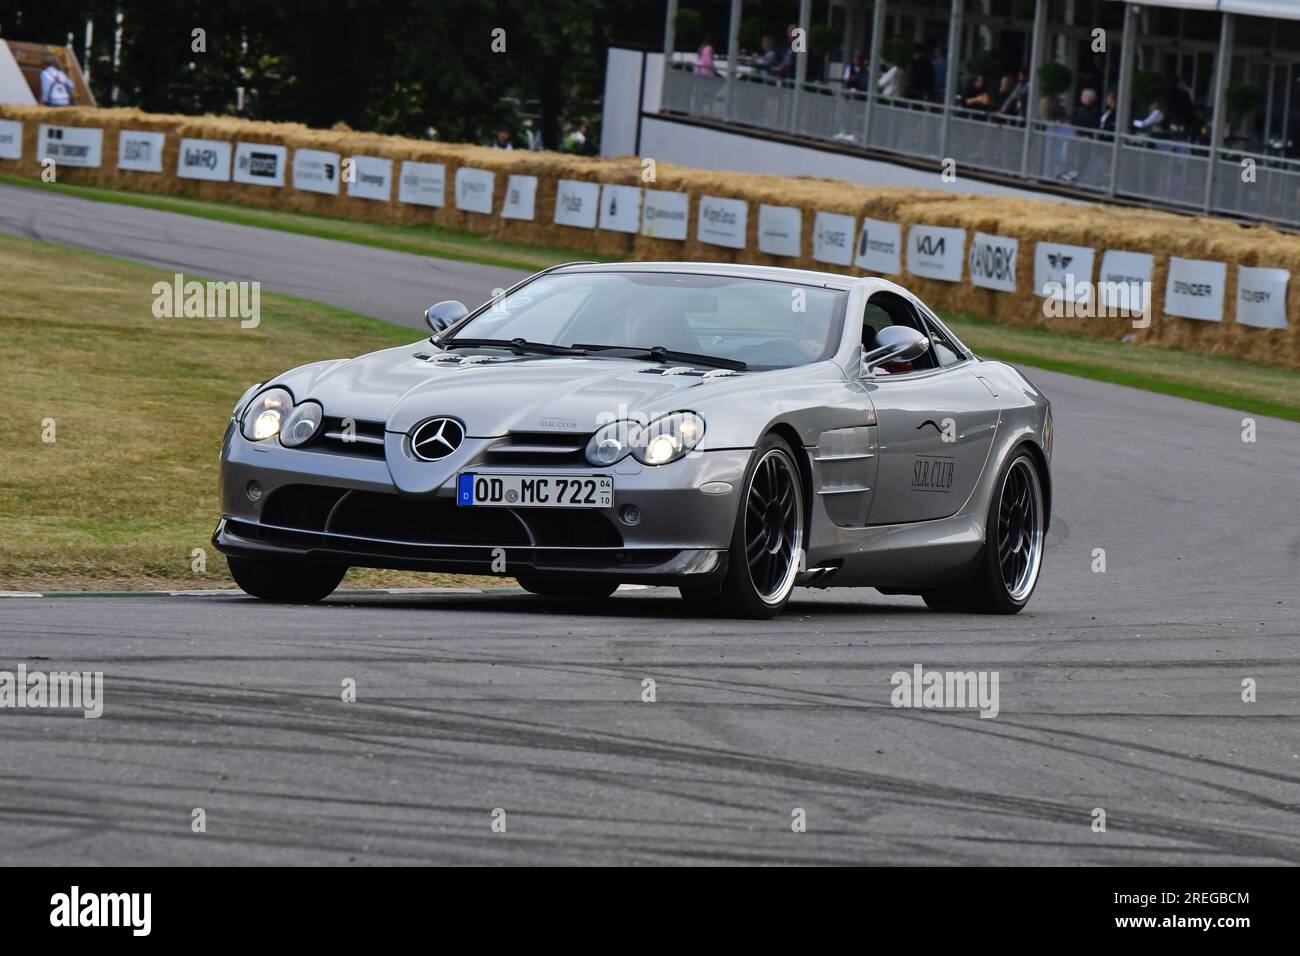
[861,297,1000,525]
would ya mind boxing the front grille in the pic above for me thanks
[258,484,623,548]
[331,491,530,545]
[483,430,592,468]
[306,417,386,459]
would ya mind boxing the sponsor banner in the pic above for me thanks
[1164,256,1227,322]
[697,195,748,249]
[116,130,165,172]
[0,119,20,160]
[346,155,393,202]
[641,189,689,240]
[757,204,802,258]
[177,137,231,181]
[813,211,855,266]
[855,217,903,275]
[1098,250,1155,315]
[38,124,103,168]
[454,166,494,214]
[398,161,446,207]
[1235,265,1289,329]
[501,174,538,221]
[233,142,286,187]
[554,178,599,228]
[599,184,642,233]
[968,232,1019,292]
[1034,241,1096,301]
[292,148,340,194]
[907,225,965,282]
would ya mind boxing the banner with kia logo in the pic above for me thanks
[907,225,965,283]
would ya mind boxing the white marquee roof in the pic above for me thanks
[1109,0,1300,21]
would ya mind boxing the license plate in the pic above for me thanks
[457,473,613,508]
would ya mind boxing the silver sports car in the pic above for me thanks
[214,261,1052,618]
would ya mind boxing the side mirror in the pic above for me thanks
[862,325,930,375]
[424,300,469,335]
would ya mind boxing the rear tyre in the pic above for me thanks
[922,449,1045,614]
[515,571,619,598]
[227,555,347,603]
[709,434,805,620]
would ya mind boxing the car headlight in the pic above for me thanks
[232,382,264,420]
[279,401,324,447]
[586,419,637,466]
[240,387,293,442]
[633,412,705,466]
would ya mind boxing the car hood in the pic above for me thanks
[275,343,766,438]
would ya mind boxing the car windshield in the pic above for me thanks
[446,271,848,370]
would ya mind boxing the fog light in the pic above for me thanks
[246,480,262,502]
[620,504,641,526]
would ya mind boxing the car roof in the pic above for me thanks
[550,260,866,290]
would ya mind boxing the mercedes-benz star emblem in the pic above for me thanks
[410,417,465,461]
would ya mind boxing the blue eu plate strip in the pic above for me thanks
[456,473,475,506]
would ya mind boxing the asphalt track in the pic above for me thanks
[1,185,1298,865]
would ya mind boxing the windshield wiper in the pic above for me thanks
[571,344,747,371]
[443,337,587,357]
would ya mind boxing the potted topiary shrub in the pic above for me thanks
[1225,83,1265,136]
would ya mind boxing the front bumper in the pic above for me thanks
[214,423,749,581]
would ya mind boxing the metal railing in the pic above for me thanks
[659,65,1300,227]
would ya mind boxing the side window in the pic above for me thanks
[918,309,966,367]
[862,293,938,371]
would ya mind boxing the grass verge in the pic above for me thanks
[944,311,1300,422]
[0,232,505,591]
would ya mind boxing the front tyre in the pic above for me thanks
[515,571,619,598]
[227,555,347,603]
[922,449,1045,614]
[709,434,805,619]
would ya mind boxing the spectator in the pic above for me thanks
[931,46,948,94]
[1099,90,1117,132]
[39,55,75,107]
[995,69,1029,117]
[1133,97,1165,132]
[1072,88,1101,129]
[756,36,778,76]
[775,25,798,78]
[906,43,934,99]
[694,36,715,76]
[489,124,514,150]
[963,74,992,113]
[562,121,590,153]
[878,56,903,98]
[844,52,867,92]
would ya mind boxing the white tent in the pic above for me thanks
[1108,0,1300,18]
[0,41,36,105]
